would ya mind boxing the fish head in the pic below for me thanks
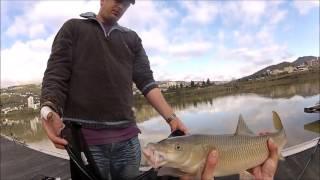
[142,137,196,169]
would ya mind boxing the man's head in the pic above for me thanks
[98,0,135,24]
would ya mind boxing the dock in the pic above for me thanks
[1,136,319,180]
[0,137,70,180]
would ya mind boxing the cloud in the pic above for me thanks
[220,1,287,28]
[180,1,219,25]
[149,56,169,68]
[168,41,213,59]
[269,9,287,25]
[256,26,275,46]
[221,1,267,26]
[1,35,55,87]
[119,1,177,31]
[1,1,317,86]
[293,0,320,15]
[120,1,216,59]
[5,1,99,39]
[233,31,254,46]
[139,28,168,53]
[216,44,289,67]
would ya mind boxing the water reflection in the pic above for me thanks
[30,117,40,133]
[1,81,319,156]
[1,116,46,143]
[135,80,320,122]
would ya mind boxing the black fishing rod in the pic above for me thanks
[65,145,99,180]
[61,121,100,180]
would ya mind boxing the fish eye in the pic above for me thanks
[175,144,182,151]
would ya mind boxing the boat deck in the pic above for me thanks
[1,136,319,180]
[0,137,70,180]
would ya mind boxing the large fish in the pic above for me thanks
[143,111,287,178]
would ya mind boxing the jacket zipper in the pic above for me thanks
[90,18,119,40]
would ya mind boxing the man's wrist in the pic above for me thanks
[41,101,62,117]
[165,113,177,123]
[40,106,54,121]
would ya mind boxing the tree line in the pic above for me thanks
[168,78,214,90]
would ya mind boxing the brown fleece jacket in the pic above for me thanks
[41,15,157,128]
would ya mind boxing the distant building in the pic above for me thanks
[158,81,178,90]
[295,64,308,71]
[270,69,283,75]
[283,66,294,73]
[33,103,40,109]
[266,69,271,75]
[1,107,19,114]
[27,96,40,109]
[28,96,34,109]
[309,59,319,67]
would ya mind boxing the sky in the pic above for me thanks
[1,0,319,87]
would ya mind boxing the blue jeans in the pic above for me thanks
[88,136,141,180]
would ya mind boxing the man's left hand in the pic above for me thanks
[168,118,189,134]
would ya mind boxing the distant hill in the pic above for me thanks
[1,84,41,95]
[241,56,319,80]
[252,61,292,77]
[292,56,318,66]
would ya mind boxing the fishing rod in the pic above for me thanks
[61,121,100,180]
[65,145,99,180]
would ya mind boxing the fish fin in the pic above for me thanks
[272,111,284,131]
[234,114,255,136]
[239,171,254,180]
[157,167,188,177]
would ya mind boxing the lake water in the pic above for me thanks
[1,81,319,158]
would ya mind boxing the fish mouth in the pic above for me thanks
[143,145,167,168]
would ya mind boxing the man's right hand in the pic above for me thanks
[41,111,68,149]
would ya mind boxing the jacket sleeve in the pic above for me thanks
[132,33,158,95]
[40,20,75,117]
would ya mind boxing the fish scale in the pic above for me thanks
[184,135,270,176]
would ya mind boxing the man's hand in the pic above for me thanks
[168,118,189,134]
[200,139,279,180]
[248,139,279,179]
[180,150,218,180]
[201,150,219,180]
[41,111,68,149]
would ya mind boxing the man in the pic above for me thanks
[41,0,279,179]
[41,0,187,179]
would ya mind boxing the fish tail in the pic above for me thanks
[271,111,287,155]
[272,111,284,132]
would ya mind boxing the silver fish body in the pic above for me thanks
[143,111,287,177]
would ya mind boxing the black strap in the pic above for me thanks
[62,121,100,180]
